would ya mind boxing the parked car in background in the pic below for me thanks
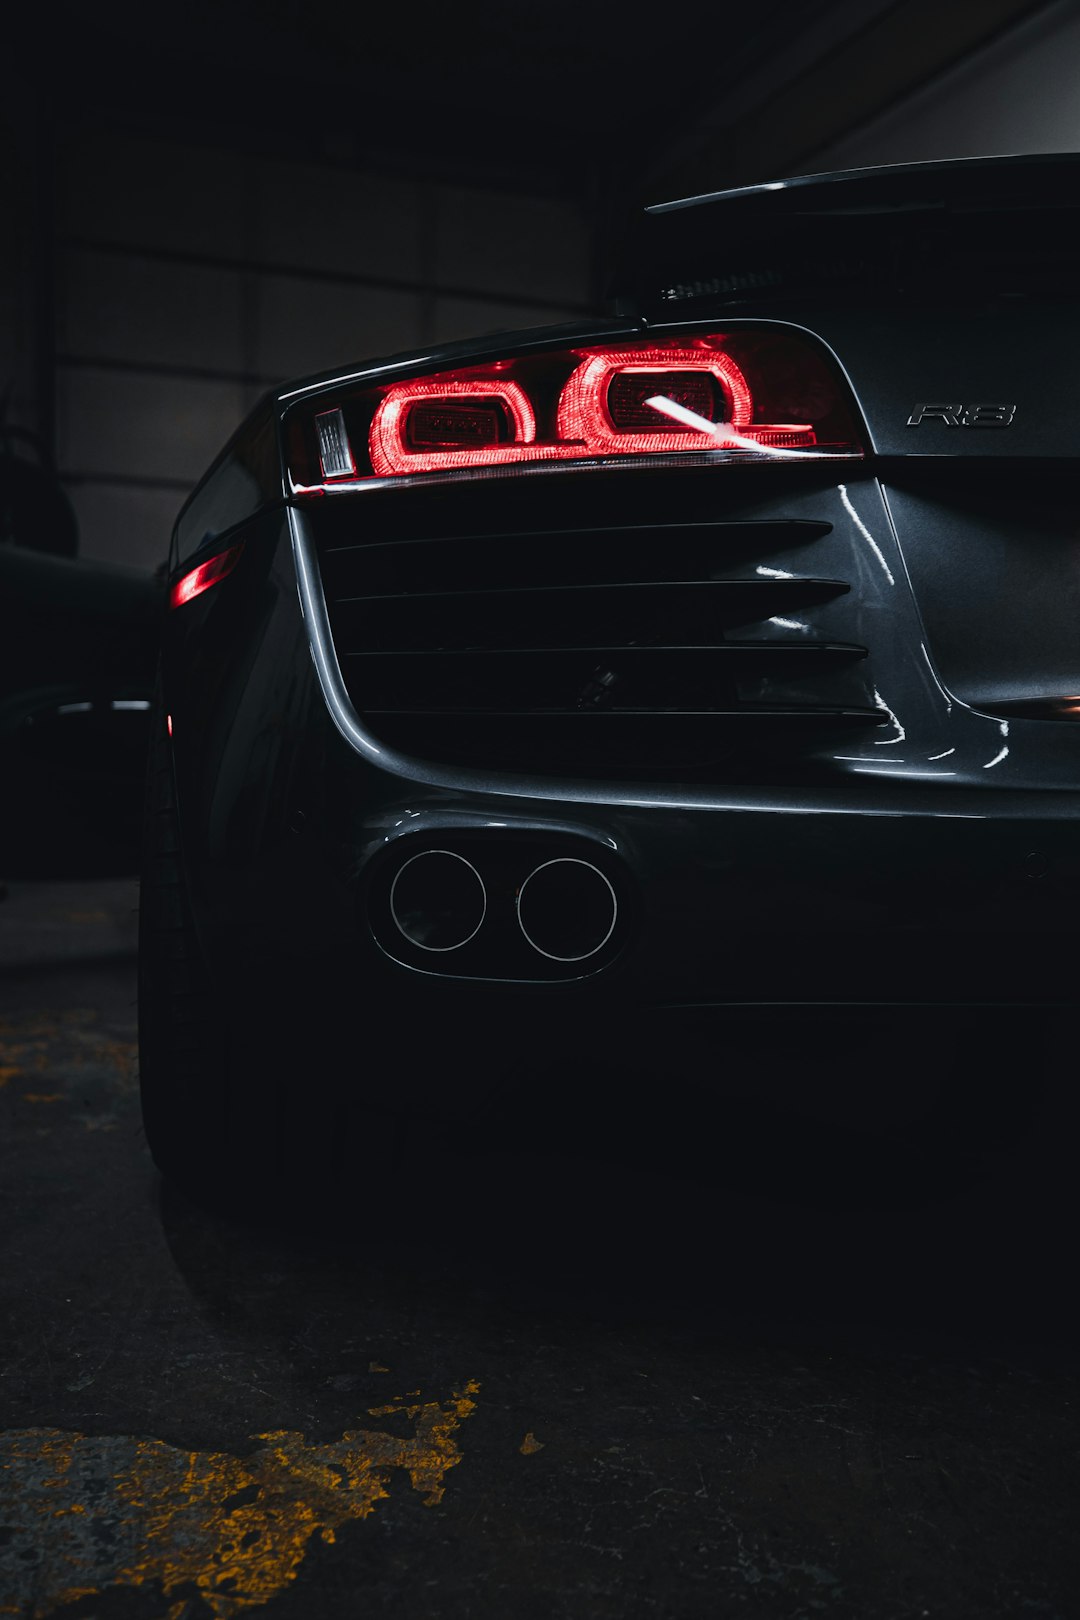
[1,435,158,876]
[140,154,1078,1199]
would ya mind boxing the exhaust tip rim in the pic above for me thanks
[389,847,488,953]
[516,856,619,963]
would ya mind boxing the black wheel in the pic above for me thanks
[138,691,404,1215]
[138,691,237,1200]
[138,691,308,1209]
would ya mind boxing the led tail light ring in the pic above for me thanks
[370,379,536,477]
[556,347,755,454]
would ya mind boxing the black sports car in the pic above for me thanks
[140,154,1079,1198]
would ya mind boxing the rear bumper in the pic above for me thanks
[168,504,1080,1018]
[207,722,1080,1011]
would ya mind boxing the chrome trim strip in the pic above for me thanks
[287,448,863,500]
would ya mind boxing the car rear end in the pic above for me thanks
[155,154,1080,1178]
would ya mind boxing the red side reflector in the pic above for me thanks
[169,542,244,610]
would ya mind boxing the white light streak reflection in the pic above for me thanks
[852,768,957,778]
[872,687,906,744]
[756,565,795,578]
[838,484,895,586]
[920,643,955,712]
[768,617,806,630]
[644,396,839,460]
[927,748,955,761]
[982,721,1011,768]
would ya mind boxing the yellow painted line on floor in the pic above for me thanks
[0,1011,137,1094]
[0,1381,480,1619]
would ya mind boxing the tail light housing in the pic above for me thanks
[284,329,864,495]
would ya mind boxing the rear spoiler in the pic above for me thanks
[616,153,1080,316]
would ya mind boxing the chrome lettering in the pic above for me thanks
[907,403,963,427]
[962,403,1017,427]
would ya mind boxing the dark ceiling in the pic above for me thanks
[12,0,1052,215]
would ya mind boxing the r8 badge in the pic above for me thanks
[907,403,1016,426]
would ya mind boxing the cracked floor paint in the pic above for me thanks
[0,1007,138,1137]
[0,1381,480,1618]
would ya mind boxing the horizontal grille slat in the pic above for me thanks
[347,640,866,663]
[364,706,887,724]
[329,579,852,656]
[319,518,834,595]
[346,643,868,712]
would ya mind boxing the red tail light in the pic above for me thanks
[169,541,244,610]
[556,345,758,454]
[370,379,537,475]
[285,330,863,494]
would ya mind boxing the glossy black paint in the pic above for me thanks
[161,156,1080,1081]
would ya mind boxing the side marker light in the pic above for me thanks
[169,542,245,611]
[315,408,357,478]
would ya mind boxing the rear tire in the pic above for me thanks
[137,693,405,1218]
[137,693,237,1202]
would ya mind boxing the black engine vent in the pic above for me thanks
[315,499,883,780]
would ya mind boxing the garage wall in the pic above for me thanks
[16,129,593,572]
[0,123,40,478]
[795,0,1080,174]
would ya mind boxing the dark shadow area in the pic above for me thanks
[1,936,1075,1619]
[1,449,160,878]
[161,1007,1074,1359]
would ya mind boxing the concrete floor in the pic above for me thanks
[0,877,1077,1619]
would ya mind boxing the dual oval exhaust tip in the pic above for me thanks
[389,848,618,964]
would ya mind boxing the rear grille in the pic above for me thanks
[316,496,884,780]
